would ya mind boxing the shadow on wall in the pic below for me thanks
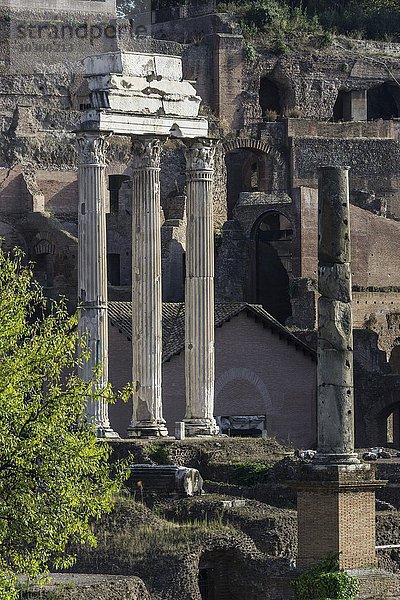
[254,211,293,324]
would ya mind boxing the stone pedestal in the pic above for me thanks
[77,133,118,438]
[128,138,168,438]
[295,464,385,570]
[184,142,219,437]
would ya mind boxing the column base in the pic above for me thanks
[313,452,360,465]
[96,425,120,439]
[184,418,220,437]
[127,420,169,439]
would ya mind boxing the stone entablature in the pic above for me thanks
[81,51,208,138]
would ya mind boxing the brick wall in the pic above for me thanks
[109,312,317,448]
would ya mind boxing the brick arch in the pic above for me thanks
[222,138,285,167]
[215,367,273,414]
[222,138,288,192]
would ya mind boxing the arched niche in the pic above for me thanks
[33,238,56,288]
[368,82,400,120]
[253,211,293,323]
[259,77,282,117]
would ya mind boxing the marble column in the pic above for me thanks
[128,138,168,438]
[316,166,358,464]
[77,132,118,438]
[184,142,219,436]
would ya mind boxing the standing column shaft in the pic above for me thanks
[128,138,168,438]
[316,166,358,463]
[184,142,219,436]
[77,133,117,438]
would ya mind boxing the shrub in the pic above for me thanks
[295,555,360,600]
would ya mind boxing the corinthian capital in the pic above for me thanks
[185,142,215,172]
[132,138,161,170]
[77,134,110,166]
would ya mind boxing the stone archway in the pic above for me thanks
[222,138,288,218]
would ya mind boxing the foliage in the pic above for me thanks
[244,41,258,63]
[143,442,170,464]
[295,555,360,600]
[0,248,128,598]
[231,462,271,485]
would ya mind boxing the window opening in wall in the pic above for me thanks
[368,82,400,120]
[107,253,121,286]
[255,211,293,324]
[250,162,258,190]
[259,77,281,117]
[109,175,130,214]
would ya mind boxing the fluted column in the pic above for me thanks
[184,142,219,436]
[128,138,168,438]
[77,132,118,438]
[316,166,358,464]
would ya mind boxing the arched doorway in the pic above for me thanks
[255,211,293,323]
[225,149,274,217]
[367,82,400,120]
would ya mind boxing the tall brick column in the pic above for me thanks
[77,132,118,438]
[127,138,168,438]
[295,167,385,571]
[184,142,219,437]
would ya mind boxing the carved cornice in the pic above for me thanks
[132,138,161,170]
[77,134,110,166]
[185,142,215,172]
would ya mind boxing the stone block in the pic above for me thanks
[175,421,185,440]
[129,464,203,497]
[154,54,183,81]
[163,96,201,117]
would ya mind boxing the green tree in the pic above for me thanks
[0,248,126,599]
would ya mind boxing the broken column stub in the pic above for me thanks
[316,166,358,464]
